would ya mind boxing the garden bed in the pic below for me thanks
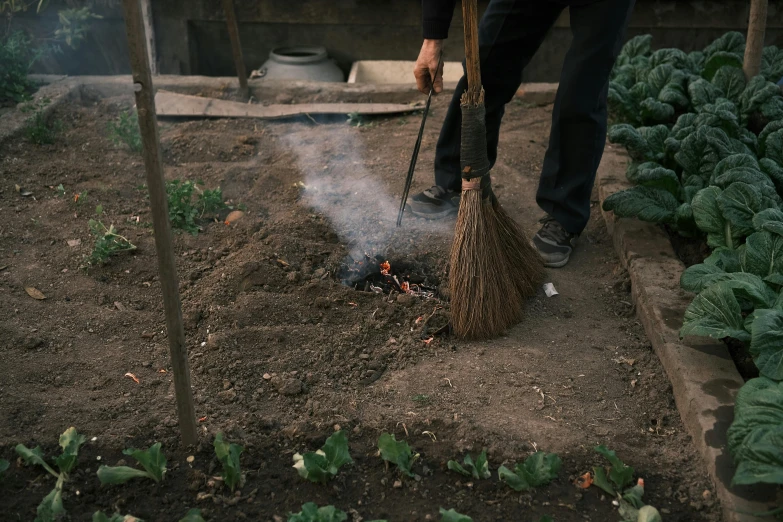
[0,82,721,521]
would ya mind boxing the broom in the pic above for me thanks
[449,0,544,339]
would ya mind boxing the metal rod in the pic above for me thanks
[121,0,198,447]
[397,57,442,227]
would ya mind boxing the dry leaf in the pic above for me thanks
[67,239,81,248]
[25,287,46,300]
[575,471,593,489]
[124,372,140,384]
[225,210,244,224]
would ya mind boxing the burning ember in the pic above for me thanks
[339,253,437,298]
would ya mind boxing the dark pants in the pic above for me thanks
[434,0,636,234]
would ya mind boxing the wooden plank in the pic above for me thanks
[121,0,198,447]
[155,90,424,119]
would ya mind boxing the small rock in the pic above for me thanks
[217,389,237,402]
[702,490,712,501]
[287,271,301,283]
[225,210,245,224]
[275,378,304,396]
[141,331,155,340]
[313,268,326,279]
[263,373,272,380]
[392,480,402,489]
[359,353,370,360]
[141,361,151,368]
[314,297,330,309]
[275,93,294,104]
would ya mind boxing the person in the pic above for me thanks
[408,0,636,268]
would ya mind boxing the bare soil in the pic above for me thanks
[0,88,721,521]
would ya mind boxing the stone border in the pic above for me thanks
[596,146,778,522]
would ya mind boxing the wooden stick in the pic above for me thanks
[743,0,768,80]
[461,0,482,104]
[222,0,249,99]
[121,0,198,447]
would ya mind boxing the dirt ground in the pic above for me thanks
[0,87,721,521]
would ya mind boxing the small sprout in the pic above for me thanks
[178,509,206,522]
[377,433,418,478]
[287,503,347,522]
[592,445,635,496]
[55,184,65,197]
[293,430,352,484]
[166,180,227,235]
[108,109,142,153]
[412,394,430,406]
[214,432,244,492]
[498,451,562,492]
[97,442,167,484]
[439,508,472,522]
[88,220,136,266]
[447,449,490,480]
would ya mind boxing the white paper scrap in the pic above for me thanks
[543,282,558,297]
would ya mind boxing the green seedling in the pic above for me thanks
[614,479,661,522]
[293,430,352,484]
[538,517,554,522]
[97,442,167,484]
[498,451,562,492]
[88,219,136,266]
[55,184,65,197]
[287,503,347,522]
[0,458,8,476]
[378,432,418,478]
[108,109,142,152]
[447,449,490,480]
[23,99,61,145]
[179,509,206,522]
[93,511,144,522]
[439,508,472,522]
[412,394,430,406]
[214,432,244,492]
[166,179,228,235]
[15,427,86,522]
[592,445,635,496]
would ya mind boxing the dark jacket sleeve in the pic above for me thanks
[422,0,458,39]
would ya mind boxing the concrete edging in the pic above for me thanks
[596,146,778,522]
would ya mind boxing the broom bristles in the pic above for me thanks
[493,200,545,299]
[449,189,525,339]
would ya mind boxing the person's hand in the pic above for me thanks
[413,39,444,94]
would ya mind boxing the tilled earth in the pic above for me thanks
[0,86,721,521]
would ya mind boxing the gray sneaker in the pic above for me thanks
[533,215,578,268]
[407,186,460,219]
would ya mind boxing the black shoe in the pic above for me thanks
[533,215,578,268]
[407,186,460,219]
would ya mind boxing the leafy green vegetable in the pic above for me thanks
[439,508,472,522]
[749,310,783,380]
[166,180,227,235]
[97,443,167,484]
[15,428,86,522]
[214,432,244,492]
[727,377,783,485]
[602,186,680,224]
[287,503,347,522]
[378,433,417,477]
[447,450,490,480]
[179,509,206,522]
[680,282,750,341]
[93,511,144,522]
[594,446,635,493]
[498,452,561,492]
[293,430,352,483]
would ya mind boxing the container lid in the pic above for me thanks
[270,46,329,65]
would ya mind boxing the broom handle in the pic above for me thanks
[462,0,482,104]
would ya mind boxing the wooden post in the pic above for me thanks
[743,0,768,80]
[222,0,249,99]
[121,0,198,447]
[140,0,157,75]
